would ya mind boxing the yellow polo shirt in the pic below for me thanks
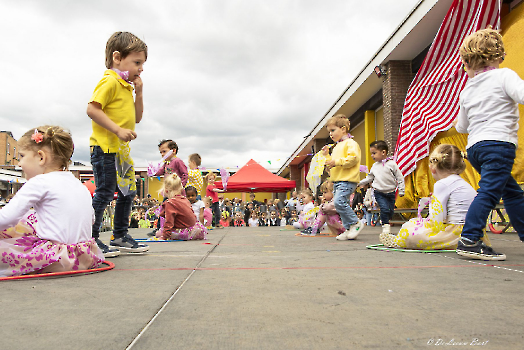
[326,138,361,183]
[187,168,204,196]
[89,69,135,153]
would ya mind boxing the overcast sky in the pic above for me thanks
[1,0,421,171]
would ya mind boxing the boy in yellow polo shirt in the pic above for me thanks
[187,153,204,199]
[322,114,363,240]
[87,32,149,257]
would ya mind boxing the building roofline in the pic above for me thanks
[278,0,452,175]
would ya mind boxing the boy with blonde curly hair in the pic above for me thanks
[455,27,524,260]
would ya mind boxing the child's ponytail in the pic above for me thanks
[429,144,466,175]
[19,125,74,170]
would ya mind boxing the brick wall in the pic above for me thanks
[289,164,301,191]
[0,132,19,166]
[382,61,414,155]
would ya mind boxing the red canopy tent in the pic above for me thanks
[83,177,117,199]
[215,159,296,193]
[83,177,96,197]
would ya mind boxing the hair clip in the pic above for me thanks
[31,129,43,144]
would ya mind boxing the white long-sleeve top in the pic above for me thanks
[0,172,93,244]
[430,174,476,224]
[456,68,524,149]
[358,160,405,195]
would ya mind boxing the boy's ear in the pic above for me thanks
[112,51,121,65]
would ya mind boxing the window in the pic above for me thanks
[7,142,9,155]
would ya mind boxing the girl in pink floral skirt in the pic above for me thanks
[0,126,104,277]
[157,174,207,240]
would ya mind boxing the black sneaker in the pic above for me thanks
[110,234,150,253]
[456,238,506,261]
[95,238,121,258]
[147,229,157,237]
[300,227,314,236]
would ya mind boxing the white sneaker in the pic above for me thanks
[346,221,364,240]
[382,224,391,235]
[336,231,349,241]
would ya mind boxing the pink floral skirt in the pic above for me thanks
[0,213,105,277]
[311,212,345,235]
[157,221,207,241]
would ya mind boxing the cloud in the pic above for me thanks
[1,0,421,170]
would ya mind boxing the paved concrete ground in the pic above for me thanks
[1,225,523,350]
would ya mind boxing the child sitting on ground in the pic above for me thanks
[157,174,206,240]
[248,211,259,227]
[288,209,299,226]
[0,126,104,277]
[138,212,150,228]
[280,208,289,226]
[356,207,366,226]
[219,210,230,227]
[293,189,318,230]
[129,211,140,228]
[258,211,268,227]
[302,181,345,236]
[269,211,281,226]
[186,186,205,224]
[233,212,246,227]
[380,145,489,250]
[358,140,404,235]
[146,206,158,228]
[244,202,254,223]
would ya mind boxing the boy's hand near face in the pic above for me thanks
[133,76,143,95]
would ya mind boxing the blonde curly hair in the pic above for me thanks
[326,114,350,132]
[161,173,183,198]
[428,144,466,175]
[460,26,505,71]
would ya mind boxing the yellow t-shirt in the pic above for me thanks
[187,168,204,196]
[89,69,135,153]
[326,138,361,183]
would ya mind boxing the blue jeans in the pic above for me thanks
[462,141,524,241]
[333,181,358,229]
[211,202,220,227]
[374,190,396,225]
[91,146,135,239]
[365,210,379,226]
